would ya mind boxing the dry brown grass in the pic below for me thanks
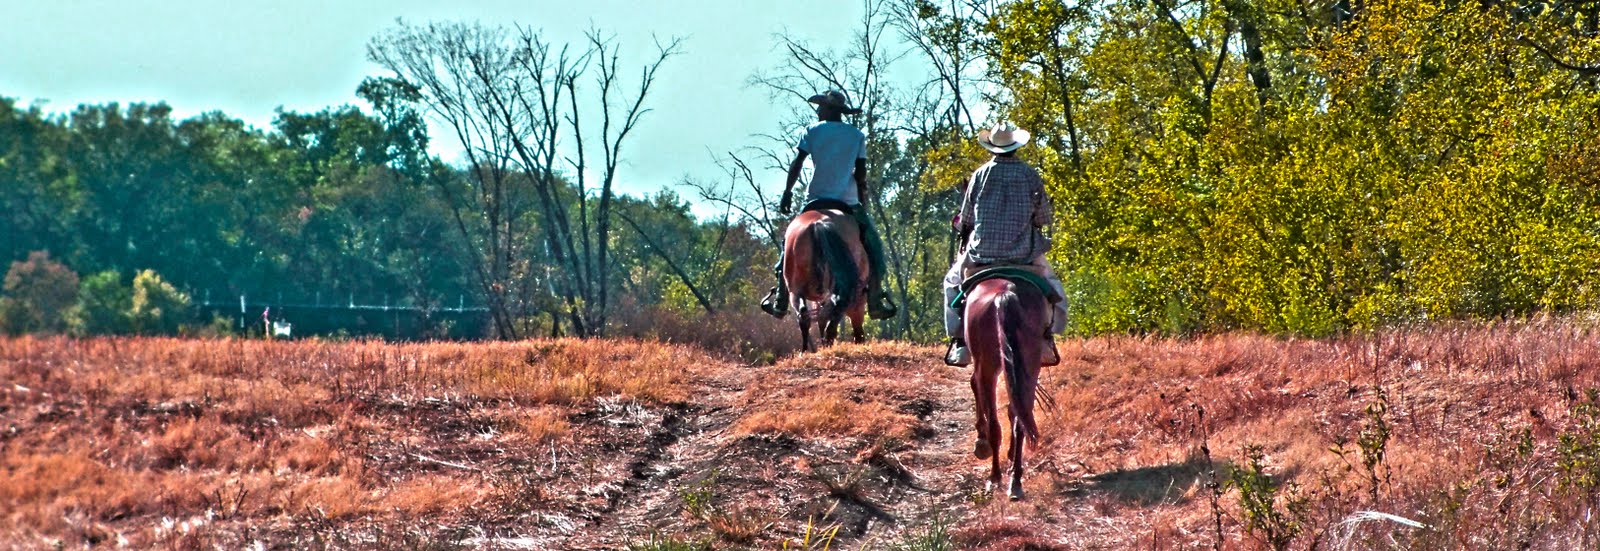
[0,335,730,547]
[735,385,918,440]
[513,407,572,443]
[7,318,1600,548]
[732,342,929,440]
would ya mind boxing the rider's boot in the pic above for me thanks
[760,261,788,318]
[760,282,788,319]
[944,337,972,367]
[867,286,897,320]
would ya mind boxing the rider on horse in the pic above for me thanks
[943,123,1067,367]
[760,90,897,321]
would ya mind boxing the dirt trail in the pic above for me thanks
[546,344,1075,549]
[564,356,759,548]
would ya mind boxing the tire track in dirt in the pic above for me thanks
[560,359,757,549]
[553,344,1088,548]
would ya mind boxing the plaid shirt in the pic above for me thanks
[959,156,1052,264]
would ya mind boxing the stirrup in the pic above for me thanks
[760,287,787,319]
[944,339,971,367]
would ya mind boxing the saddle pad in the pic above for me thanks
[950,266,1062,308]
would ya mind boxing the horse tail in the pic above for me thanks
[809,220,859,314]
[995,287,1040,443]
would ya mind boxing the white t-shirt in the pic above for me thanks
[796,120,866,206]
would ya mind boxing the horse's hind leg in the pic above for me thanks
[822,304,845,345]
[970,370,992,460]
[798,303,814,352]
[1008,408,1026,500]
[971,362,1003,495]
[849,304,865,343]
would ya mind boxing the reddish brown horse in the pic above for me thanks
[783,208,868,351]
[966,277,1049,500]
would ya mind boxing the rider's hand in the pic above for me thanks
[779,192,793,216]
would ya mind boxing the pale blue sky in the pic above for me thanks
[1,0,876,199]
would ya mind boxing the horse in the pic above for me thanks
[965,276,1049,500]
[782,207,868,352]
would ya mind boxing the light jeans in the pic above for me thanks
[943,252,1067,338]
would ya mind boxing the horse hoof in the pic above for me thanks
[1009,481,1025,501]
[973,439,992,459]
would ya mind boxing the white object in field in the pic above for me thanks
[272,321,293,338]
[1330,510,1427,550]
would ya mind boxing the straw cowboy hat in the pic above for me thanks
[808,90,863,115]
[977,122,1031,154]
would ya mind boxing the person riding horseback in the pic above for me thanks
[943,123,1067,367]
[760,90,897,321]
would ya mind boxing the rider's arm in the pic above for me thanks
[781,148,808,213]
[854,158,868,206]
[1031,173,1053,227]
[957,171,979,247]
[959,170,979,231]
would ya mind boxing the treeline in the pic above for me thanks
[890,0,1600,334]
[1023,0,1600,333]
[0,84,774,340]
[5,0,1599,341]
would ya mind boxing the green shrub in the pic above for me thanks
[66,270,132,335]
[129,269,191,335]
[1231,445,1308,551]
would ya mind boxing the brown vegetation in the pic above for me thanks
[5,319,1600,548]
[0,336,721,548]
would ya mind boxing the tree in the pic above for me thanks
[67,270,132,335]
[0,99,73,264]
[0,251,79,334]
[368,20,680,338]
[129,269,190,335]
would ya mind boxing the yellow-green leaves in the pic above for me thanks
[965,0,1600,334]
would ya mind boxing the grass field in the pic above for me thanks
[6,319,1600,549]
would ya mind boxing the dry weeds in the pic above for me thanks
[4,318,1600,548]
[0,336,726,548]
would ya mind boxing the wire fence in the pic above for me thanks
[191,291,490,314]
[188,290,491,339]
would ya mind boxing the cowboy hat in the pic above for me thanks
[977,122,1031,154]
[807,90,863,115]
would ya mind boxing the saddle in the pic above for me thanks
[949,265,1063,309]
[801,198,854,215]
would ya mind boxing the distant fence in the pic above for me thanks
[191,292,491,340]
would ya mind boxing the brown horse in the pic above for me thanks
[966,277,1049,500]
[782,208,868,351]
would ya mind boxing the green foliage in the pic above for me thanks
[66,270,132,335]
[1558,389,1600,494]
[129,269,190,335]
[781,516,840,550]
[627,533,712,551]
[1356,389,1393,499]
[888,516,955,551]
[9,0,1599,340]
[1329,387,1394,501]
[678,472,718,520]
[1230,445,1309,551]
[0,251,79,335]
[970,0,1600,335]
